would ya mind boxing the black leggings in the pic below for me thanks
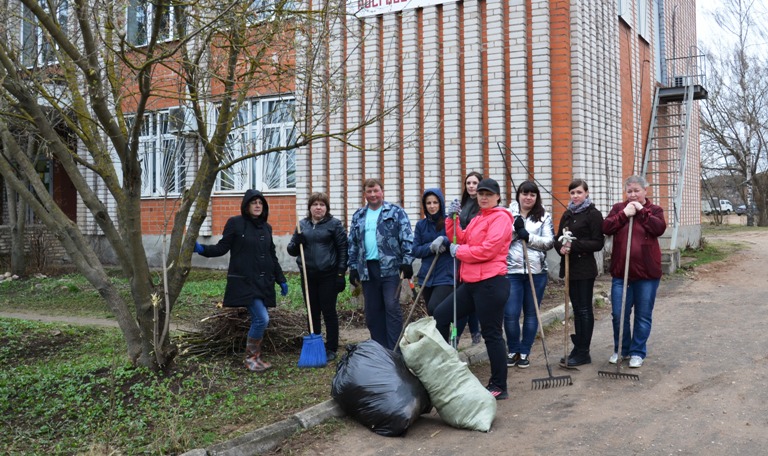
[301,272,340,352]
[433,275,510,391]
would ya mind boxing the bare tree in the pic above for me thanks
[0,0,377,370]
[700,0,768,226]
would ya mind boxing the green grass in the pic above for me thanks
[0,267,364,454]
[678,225,767,271]
[0,317,337,455]
[0,268,359,324]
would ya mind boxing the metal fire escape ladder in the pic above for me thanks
[641,81,695,252]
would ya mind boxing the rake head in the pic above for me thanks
[598,369,640,381]
[531,374,573,390]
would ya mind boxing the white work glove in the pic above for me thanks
[623,203,637,217]
[430,236,448,254]
[559,230,576,255]
[449,243,460,257]
[558,230,577,244]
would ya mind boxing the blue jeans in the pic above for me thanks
[246,299,270,339]
[611,277,660,359]
[504,273,547,355]
[361,261,402,350]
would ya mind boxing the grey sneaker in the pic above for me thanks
[471,332,482,345]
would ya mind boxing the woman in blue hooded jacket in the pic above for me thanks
[412,188,455,315]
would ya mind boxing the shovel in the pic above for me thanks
[523,241,573,390]
[599,217,640,381]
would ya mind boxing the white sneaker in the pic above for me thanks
[629,356,644,368]
[608,353,630,364]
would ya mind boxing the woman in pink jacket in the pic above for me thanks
[431,178,514,400]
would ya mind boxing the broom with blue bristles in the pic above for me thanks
[296,222,328,368]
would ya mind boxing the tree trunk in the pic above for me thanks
[5,180,26,276]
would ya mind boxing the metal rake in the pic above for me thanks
[598,217,640,381]
[523,241,573,390]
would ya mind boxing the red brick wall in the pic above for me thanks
[140,194,296,236]
[550,0,573,229]
[619,21,635,181]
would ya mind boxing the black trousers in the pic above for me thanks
[301,271,340,352]
[569,278,595,350]
[433,275,510,391]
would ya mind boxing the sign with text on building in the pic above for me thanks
[349,0,459,18]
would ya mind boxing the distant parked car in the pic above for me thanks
[736,203,757,216]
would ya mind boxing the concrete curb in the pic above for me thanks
[181,304,568,456]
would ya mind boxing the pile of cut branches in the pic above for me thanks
[175,287,425,359]
[175,307,369,358]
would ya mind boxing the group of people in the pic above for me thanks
[193,174,667,401]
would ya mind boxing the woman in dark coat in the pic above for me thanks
[553,179,605,366]
[195,189,288,372]
[412,188,454,315]
[287,192,348,361]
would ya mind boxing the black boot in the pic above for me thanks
[564,302,594,366]
[559,334,579,364]
[565,347,592,366]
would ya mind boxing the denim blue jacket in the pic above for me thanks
[348,201,414,281]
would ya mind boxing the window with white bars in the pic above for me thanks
[130,112,187,197]
[216,97,297,193]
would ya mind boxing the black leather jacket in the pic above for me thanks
[287,216,348,276]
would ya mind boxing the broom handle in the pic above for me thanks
[297,222,314,334]
[616,216,634,370]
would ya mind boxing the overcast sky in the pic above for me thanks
[697,0,768,53]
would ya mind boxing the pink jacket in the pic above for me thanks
[445,206,514,283]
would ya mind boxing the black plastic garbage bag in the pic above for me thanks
[331,340,431,437]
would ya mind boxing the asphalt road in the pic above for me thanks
[293,230,768,456]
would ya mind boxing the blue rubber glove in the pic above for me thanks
[279,282,288,296]
[194,242,204,254]
[449,243,460,257]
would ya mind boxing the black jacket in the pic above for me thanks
[287,216,348,277]
[199,189,286,308]
[554,204,605,280]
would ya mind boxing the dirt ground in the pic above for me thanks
[279,230,768,456]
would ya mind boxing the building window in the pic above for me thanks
[126,0,184,46]
[618,0,630,23]
[216,96,297,193]
[248,0,298,22]
[638,0,649,41]
[21,0,68,67]
[131,113,187,197]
